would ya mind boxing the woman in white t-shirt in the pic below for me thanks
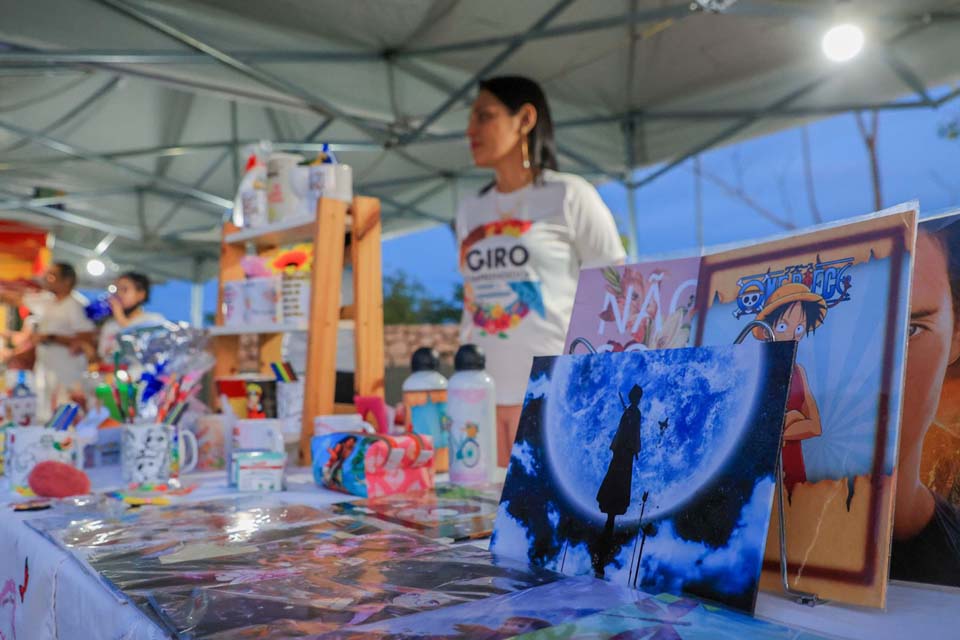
[98,271,166,362]
[457,76,626,466]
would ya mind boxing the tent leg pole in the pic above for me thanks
[627,182,639,260]
[190,281,204,327]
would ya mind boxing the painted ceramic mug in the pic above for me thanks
[7,393,37,427]
[194,414,227,471]
[122,423,198,484]
[6,427,81,492]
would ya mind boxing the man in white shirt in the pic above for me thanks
[22,263,96,421]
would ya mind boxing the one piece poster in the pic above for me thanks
[564,256,701,355]
[694,205,917,607]
[514,591,829,640]
[492,342,796,614]
[332,483,501,541]
[890,209,960,587]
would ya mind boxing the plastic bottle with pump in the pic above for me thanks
[446,344,497,486]
[402,347,451,472]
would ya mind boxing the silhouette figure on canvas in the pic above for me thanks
[598,384,643,539]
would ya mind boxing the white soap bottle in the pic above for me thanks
[402,347,450,470]
[447,344,497,486]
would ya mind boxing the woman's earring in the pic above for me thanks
[521,137,531,170]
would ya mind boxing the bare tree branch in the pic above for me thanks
[693,155,704,248]
[777,169,795,225]
[689,162,796,230]
[929,169,960,203]
[800,126,823,224]
[854,110,883,210]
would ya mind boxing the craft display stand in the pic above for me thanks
[212,195,385,465]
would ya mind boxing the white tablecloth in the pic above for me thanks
[756,582,960,640]
[0,466,345,640]
[2,467,959,640]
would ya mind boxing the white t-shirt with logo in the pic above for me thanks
[456,170,626,405]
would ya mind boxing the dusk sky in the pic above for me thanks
[148,88,960,324]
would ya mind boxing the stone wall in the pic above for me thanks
[384,323,460,369]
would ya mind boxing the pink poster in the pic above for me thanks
[564,257,701,355]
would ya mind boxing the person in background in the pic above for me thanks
[457,75,626,466]
[16,262,95,420]
[97,271,166,362]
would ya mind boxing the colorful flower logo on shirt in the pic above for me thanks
[466,281,545,338]
[461,218,543,339]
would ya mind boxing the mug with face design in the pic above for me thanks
[122,423,198,484]
[6,427,81,492]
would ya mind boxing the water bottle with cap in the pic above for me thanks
[447,344,496,486]
[402,347,450,472]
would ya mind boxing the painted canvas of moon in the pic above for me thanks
[543,342,766,524]
[494,341,795,614]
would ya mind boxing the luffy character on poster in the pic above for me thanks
[694,204,916,607]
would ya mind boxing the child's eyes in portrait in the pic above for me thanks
[776,322,788,333]
[794,325,804,337]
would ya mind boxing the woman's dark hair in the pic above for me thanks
[119,271,150,303]
[765,301,822,337]
[478,75,558,176]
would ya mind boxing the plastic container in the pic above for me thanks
[266,152,306,222]
[402,347,450,472]
[234,153,269,227]
[293,163,354,205]
[446,344,496,486]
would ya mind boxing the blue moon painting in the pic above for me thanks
[492,341,796,614]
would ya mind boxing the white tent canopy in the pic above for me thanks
[1,0,958,281]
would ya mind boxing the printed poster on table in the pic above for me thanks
[515,591,829,640]
[694,203,917,607]
[332,483,501,541]
[492,342,795,614]
[891,209,960,588]
[564,256,701,355]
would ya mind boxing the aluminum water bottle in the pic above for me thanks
[402,348,450,472]
[447,344,496,486]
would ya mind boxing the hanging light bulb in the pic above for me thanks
[822,23,865,62]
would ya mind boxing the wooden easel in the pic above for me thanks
[212,195,385,465]
[299,196,385,464]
